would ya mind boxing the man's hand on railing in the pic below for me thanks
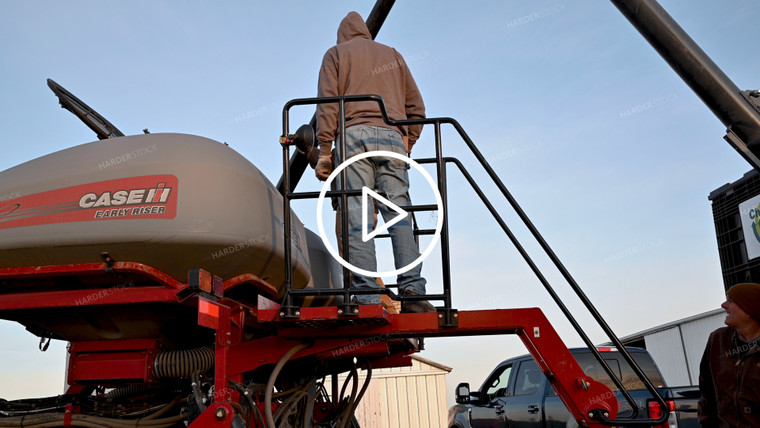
[307,146,320,169]
[315,155,333,181]
[315,143,334,181]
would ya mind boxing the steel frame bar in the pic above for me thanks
[213,301,619,428]
[0,262,186,311]
[0,260,619,427]
[66,339,159,386]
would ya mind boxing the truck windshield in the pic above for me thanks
[574,352,666,391]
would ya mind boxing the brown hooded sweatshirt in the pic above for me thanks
[316,11,425,152]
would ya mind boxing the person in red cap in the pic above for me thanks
[698,282,760,427]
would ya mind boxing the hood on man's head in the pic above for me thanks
[337,11,371,44]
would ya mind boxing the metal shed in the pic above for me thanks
[613,309,725,386]
[328,355,452,428]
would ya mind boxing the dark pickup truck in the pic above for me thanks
[448,347,700,428]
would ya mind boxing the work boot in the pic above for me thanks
[400,289,436,313]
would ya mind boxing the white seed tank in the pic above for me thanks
[0,133,314,295]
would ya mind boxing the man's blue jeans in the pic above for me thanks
[338,125,426,304]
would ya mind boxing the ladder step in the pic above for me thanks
[373,229,436,239]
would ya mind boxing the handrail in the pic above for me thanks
[279,95,455,321]
[278,94,669,426]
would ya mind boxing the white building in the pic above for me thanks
[328,355,452,428]
[613,309,725,386]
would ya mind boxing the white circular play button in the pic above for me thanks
[361,186,407,242]
[315,150,444,278]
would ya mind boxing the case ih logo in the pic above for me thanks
[79,182,173,218]
[0,175,177,230]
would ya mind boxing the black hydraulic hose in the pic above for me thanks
[273,387,309,426]
[265,342,309,428]
[142,396,183,421]
[191,371,208,414]
[151,346,214,380]
[338,364,360,428]
[338,365,357,407]
[105,384,151,399]
[230,380,260,427]
[344,362,372,428]
[246,382,267,428]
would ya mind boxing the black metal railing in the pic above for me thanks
[278,95,454,324]
[277,94,668,426]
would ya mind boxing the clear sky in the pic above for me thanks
[1,0,758,405]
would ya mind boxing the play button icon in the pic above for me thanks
[361,187,407,242]
[316,150,444,278]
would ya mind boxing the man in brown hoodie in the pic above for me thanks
[313,11,433,313]
[698,282,760,427]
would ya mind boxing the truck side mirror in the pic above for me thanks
[455,382,471,404]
